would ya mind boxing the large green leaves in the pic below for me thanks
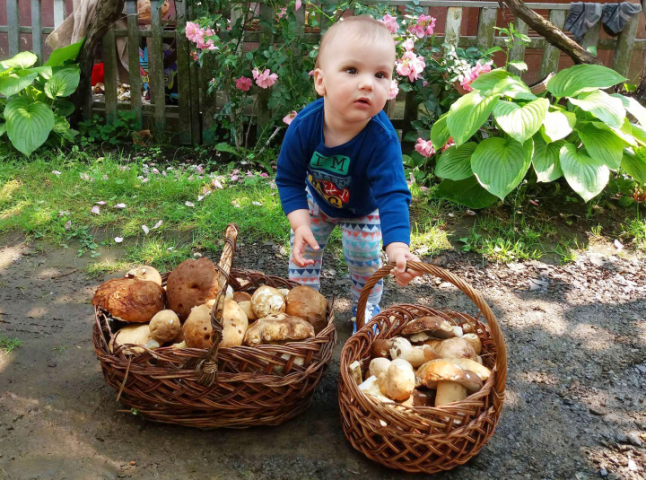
[434,176,498,209]
[431,114,450,149]
[559,143,609,202]
[541,110,576,142]
[493,98,549,143]
[622,148,646,184]
[4,98,55,156]
[569,90,625,128]
[45,40,84,67]
[470,69,509,93]
[0,122,6,138]
[471,137,533,200]
[547,64,626,98]
[0,69,39,97]
[0,51,38,70]
[44,67,80,99]
[533,136,564,182]
[435,143,476,180]
[446,91,499,146]
[611,93,646,127]
[491,76,536,100]
[578,123,625,169]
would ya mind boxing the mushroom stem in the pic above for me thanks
[435,381,467,406]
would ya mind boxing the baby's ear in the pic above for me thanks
[313,68,326,96]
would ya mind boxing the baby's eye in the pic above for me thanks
[375,72,387,79]
[346,67,357,74]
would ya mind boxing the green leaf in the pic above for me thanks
[533,136,565,182]
[508,60,528,72]
[45,40,85,67]
[592,119,637,147]
[44,67,80,99]
[435,142,477,181]
[559,143,610,202]
[431,114,450,149]
[471,137,533,200]
[0,122,5,138]
[491,76,536,100]
[54,99,75,117]
[622,148,646,184]
[0,51,38,69]
[547,64,626,98]
[611,93,646,127]
[5,98,55,156]
[447,91,499,146]
[493,98,549,143]
[569,90,625,128]
[541,110,576,142]
[578,123,625,169]
[632,124,646,146]
[434,176,498,209]
[469,69,509,93]
[29,65,53,80]
[214,142,239,155]
[0,70,39,97]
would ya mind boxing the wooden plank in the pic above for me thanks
[126,0,142,127]
[186,3,201,145]
[200,55,217,144]
[31,0,43,64]
[477,7,497,49]
[540,9,566,78]
[444,7,462,47]
[7,0,20,57]
[174,0,192,145]
[53,0,66,28]
[508,19,528,76]
[102,28,119,124]
[149,0,167,135]
[612,13,639,77]
[255,3,274,142]
[581,21,600,55]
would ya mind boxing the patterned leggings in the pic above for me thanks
[289,188,383,306]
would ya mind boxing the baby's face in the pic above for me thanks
[315,30,395,126]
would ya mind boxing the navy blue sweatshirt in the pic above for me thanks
[275,98,412,247]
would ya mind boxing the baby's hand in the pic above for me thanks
[291,225,320,267]
[385,242,422,286]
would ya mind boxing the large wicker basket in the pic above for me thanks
[338,261,507,473]
[93,225,337,429]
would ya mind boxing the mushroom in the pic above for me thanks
[243,313,314,346]
[447,358,491,382]
[149,309,181,344]
[462,333,482,355]
[402,316,457,343]
[389,337,438,367]
[369,357,391,378]
[166,257,220,321]
[376,359,416,402]
[251,286,286,318]
[109,324,152,355]
[220,298,248,348]
[358,375,393,403]
[92,278,166,323]
[124,266,163,286]
[434,337,478,360]
[285,286,328,333]
[233,291,257,321]
[413,388,435,407]
[371,339,394,358]
[416,359,484,406]
[183,299,249,349]
[182,304,212,349]
[278,288,290,298]
[226,285,234,299]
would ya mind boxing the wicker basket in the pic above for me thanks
[93,224,337,429]
[338,261,507,473]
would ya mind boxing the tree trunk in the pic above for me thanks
[500,0,603,65]
[70,0,126,126]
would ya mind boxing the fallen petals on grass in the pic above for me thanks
[114,237,123,243]
[212,178,224,189]
[252,201,262,206]
[114,203,126,209]
[91,206,101,215]
[64,220,71,230]
[185,201,195,208]
[52,170,62,175]
[152,220,163,229]
[59,210,70,217]
[142,225,149,235]
[95,201,106,205]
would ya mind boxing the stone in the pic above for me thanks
[626,433,642,447]
[600,468,608,477]
[47,359,57,368]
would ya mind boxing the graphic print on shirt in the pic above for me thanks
[308,151,351,209]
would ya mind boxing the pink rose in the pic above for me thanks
[380,14,398,33]
[295,0,302,11]
[278,7,287,19]
[235,76,252,92]
[401,38,415,52]
[415,138,435,158]
[260,173,269,178]
[442,137,456,152]
[396,51,426,82]
[388,80,399,100]
[252,68,278,89]
[190,51,199,62]
[409,14,436,39]
[460,61,492,93]
[308,70,315,76]
[283,111,298,125]
[185,22,200,42]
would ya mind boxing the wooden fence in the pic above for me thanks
[1,0,645,146]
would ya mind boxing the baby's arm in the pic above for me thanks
[288,209,320,267]
[385,242,422,287]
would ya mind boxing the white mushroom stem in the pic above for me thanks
[435,382,467,406]
[358,375,393,403]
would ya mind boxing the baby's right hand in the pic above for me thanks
[292,225,320,267]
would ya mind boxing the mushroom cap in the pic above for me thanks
[435,337,478,360]
[149,309,181,343]
[462,333,482,355]
[448,358,491,381]
[233,291,256,321]
[402,316,457,341]
[220,298,248,348]
[371,339,394,358]
[182,304,213,349]
[369,357,391,378]
[233,291,252,303]
[109,324,152,355]
[416,359,483,392]
[285,286,328,334]
[389,337,438,367]
[166,257,220,321]
[376,362,416,402]
[251,286,286,318]
[92,278,166,323]
[124,266,163,286]
[243,313,314,346]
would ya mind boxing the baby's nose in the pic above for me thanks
[359,76,374,90]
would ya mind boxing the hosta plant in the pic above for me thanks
[431,63,646,208]
[0,41,83,156]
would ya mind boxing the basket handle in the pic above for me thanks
[355,261,507,394]
[197,223,238,386]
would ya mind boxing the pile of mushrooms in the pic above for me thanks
[92,259,329,362]
[355,315,491,407]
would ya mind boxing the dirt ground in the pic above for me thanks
[0,232,645,480]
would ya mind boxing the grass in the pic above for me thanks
[0,336,22,354]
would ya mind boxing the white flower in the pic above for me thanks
[252,201,262,206]
[152,220,163,229]
[96,201,106,205]
[141,225,149,235]
[91,206,100,215]
[185,201,195,208]
[52,170,62,175]
[198,195,204,202]
[114,237,123,243]
[114,203,126,209]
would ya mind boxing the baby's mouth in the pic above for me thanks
[355,98,371,105]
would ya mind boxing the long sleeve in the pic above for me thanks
[276,122,310,215]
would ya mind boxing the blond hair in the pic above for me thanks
[315,15,395,69]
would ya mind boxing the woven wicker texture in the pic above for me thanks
[338,261,507,473]
[92,225,337,429]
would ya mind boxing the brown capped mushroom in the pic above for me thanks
[251,286,286,318]
[109,324,152,355]
[435,337,478,360]
[149,309,181,344]
[358,375,393,404]
[125,266,163,286]
[389,337,438,367]
[166,257,220,321]
[182,304,213,349]
[371,339,394,358]
[233,291,257,321]
[369,357,391,378]
[402,316,457,343]
[462,333,482,355]
[416,359,483,406]
[92,278,165,323]
[243,313,314,346]
[220,298,248,348]
[376,359,416,402]
[448,358,491,381]
[285,286,328,334]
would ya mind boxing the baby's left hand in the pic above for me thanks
[385,242,423,287]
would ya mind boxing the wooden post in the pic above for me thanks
[188,1,201,144]
[175,0,193,144]
[102,28,119,124]
[53,0,66,28]
[149,0,167,135]
[540,9,566,78]
[255,3,274,142]
[509,19,528,76]
[477,7,497,49]
[612,13,639,77]
[7,0,20,57]
[444,7,462,47]
[581,22,600,55]
[126,0,143,127]
[31,0,43,64]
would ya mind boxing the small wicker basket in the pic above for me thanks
[338,261,507,473]
[93,224,337,429]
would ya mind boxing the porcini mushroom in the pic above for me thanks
[92,278,166,323]
[358,375,393,403]
[220,298,248,348]
[182,304,212,349]
[376,359,416,402]
[447,358,491,381]
[369,357,391,378]
[389,337,438,367]
[166,257,220,321]
[434,337,478,360]
[250,286,286,319]
[285,285,328,334]
[371,339,394,358]
[124,266,163,286]
[402,316,457,343]
[462,333,482,355]
[243,313,314,346]
[233,291,257,321]
[183,299,249,349]
[416,359,484,406]
[149,309,181,344]
[109,324,153,355]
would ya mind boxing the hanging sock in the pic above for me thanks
[565,2,603,43]
[601,3,642,37]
